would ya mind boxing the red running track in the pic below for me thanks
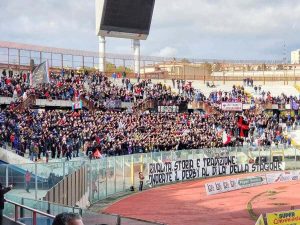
[104,174,300,225]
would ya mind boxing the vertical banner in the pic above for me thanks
[72,101,83,111]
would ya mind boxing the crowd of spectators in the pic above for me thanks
[247,82,300,107]
[2,68,300,107]
[0,68,298,162]
[0,106,295,161]
[1,69,83,101]
[243,78,254,87]
[0,69,192,110]
[0,69,30,99]
[208,85,251,104]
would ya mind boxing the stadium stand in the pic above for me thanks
[0,69,297,162]
[1,64,300,225]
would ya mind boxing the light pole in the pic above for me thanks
[294,65,296,85]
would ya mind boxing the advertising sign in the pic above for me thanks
[255,215,265,225]
[237,175,267,188]
[221,102,243,111]
[205,175,268,195]
[204,169,299,196]
[265,171,300,184]
[267,209,300,225]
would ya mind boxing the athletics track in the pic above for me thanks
[104,173,300,225]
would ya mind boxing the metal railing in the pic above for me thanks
[4,194,83,217]
[4,196,164,225]
[1,146,300,225]
[4,40,300,83]
[4,198,55,225]
[0,40,282,64]
[1,146,300,208]
[83,146,300,206]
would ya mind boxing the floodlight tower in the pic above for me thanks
[133,39,141,76]
[98,36,106,72]
[95,0,155,75]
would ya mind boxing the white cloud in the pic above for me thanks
[154,47,178,58]
[1,0,300,60]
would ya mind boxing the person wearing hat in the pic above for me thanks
[0,183,13,224]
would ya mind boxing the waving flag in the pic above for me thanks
[237,116,249,138]
[30,61,49,87]
[291,99,299,110]
[222,131,231,145]
[0,112,5,124]
[222,131,228,144]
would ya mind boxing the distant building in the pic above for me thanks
[291,50,300,64]
[141,61,212,80]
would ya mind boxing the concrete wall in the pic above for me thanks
[45,166,87,208]
[212,69,300,77]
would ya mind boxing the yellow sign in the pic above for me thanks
[255,215,265,225]
[267,209,300,225]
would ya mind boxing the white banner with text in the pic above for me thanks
[221,102,243,111]
[148,156,285,186]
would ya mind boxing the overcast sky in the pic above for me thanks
[1,0,300,60]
